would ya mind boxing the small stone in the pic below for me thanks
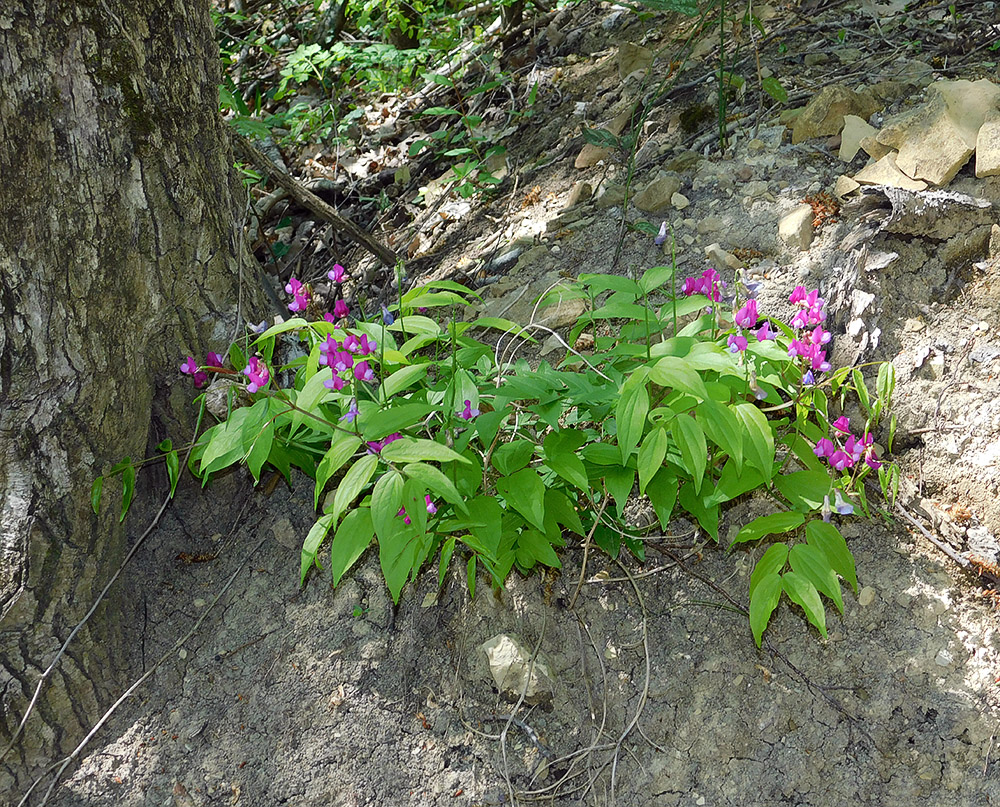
[594,183,627,209]
[193,598,206,608]
[671,192,690,209]
[976,114,1000,177]
[618,42,654,79]
[990,224,1000,259]
[858,587,876,606]
[633,172,682,212]
[696,215,724,235]
[804,52,830,66]
[178,648,188,660]
[859,134,892,160]
[778,204,814,250]
[563,181,592,209]
[746,138,766,152]
[903,317,926,332]
[791,84,881,144]
[271,517,298,550]
[481,634,554,706]
[538,297,588,329]
[704,242,742,269]
[934,648,954,667]
[834,174,861,198]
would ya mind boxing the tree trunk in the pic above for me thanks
[0,0,261,789]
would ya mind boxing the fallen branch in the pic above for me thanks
[233,134,398,267]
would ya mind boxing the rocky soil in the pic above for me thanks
[13,1,1000,805]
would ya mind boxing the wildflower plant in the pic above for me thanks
[96,260,899,648]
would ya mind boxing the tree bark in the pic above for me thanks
[0,0,261,789]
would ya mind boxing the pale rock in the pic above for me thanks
[563,181,593,209]
[834,174,861,198]
[696,215,724,235]
[271,517,298,550]
[804,52,830,66]
[858,586,876,607]
[853,153,928,191]
[839,114,877,162]
[990,224,1000,260]
[538,297,588,329]
[859,134,892,160]
[878,79,1000,185]
[671,191,690,209]
[618,42,654,80]
[480,634,554,706]
[704,243,742,269]
[976,114,1000,177]
[744,180,768,199]
[594,182,626,209]
[892,58,934,88]
[778,204,814,250]
[633,172,682,212]
[791,84,881,144]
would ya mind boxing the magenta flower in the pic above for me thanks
[285,277,309,313]
[324,374,347,392]
[333,299,349,319]
[343,334,359,353]
[680,269,725,302]
[323,313,336,324]
[459,400,480,420]
[205,352,225,369]
[845,434,864,463]
[318,335,340,366]
[814,438,835,458]
[353,360,374,382]
[425,494,437,515]
[832,416,850,434]
[735,299,758,329]
[829,450,853,471]
[357,334,377,356]
[329,264,346,284]
[242,357,270,394]
[180,356,198,375]
[332,350,354,373]
[727,333,748,353]
[789,286,807,305]
[367,432,403,454]
[755,321,774,342]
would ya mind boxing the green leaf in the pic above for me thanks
[516,529,562,569]
[245,418,274,483]
[877,361,896,404]
[492,440,535,476]
[542,431,589,491]
[749,572,782,648]
[749,543,789,596]
[805,520,858,594]
[438,536,456,588]
[371,471,404,543]
[731,511,805,546]
[329,454,379,524]
[646,469,677,530]
[381,364,429,399]
[496,469,546,531]
[120,462,135,523]
[467,316,536,340]
[678,481,719,541]
[544,488,584,537]
[732,403,774,475]
[852,368,871,413]
[637,427,668,495]
[649,356,709,401]
[578,273,643,296]
[789,543,844,614]
[604,464,635,518]
[165,450,180,498]
[672,414,707,489]
[582,126,621,149]
[704,458,765,507]
[380,437,470,465]
[91,476,103,516]
[314,433,362,511]
[638,265,674,294]
[617,373,650,464]
[330,508,374,587]
[696,399,743,467]
[464,496,503,557]
[401,461,468,513]
[254,317,309,342]
[300,514,332,584]
[467,554,477,598]
[775,471,831,512]
[761,76,788,104]
[781,571,827,638]
[360,403,436,440]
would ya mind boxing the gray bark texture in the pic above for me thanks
[0,0,260,789]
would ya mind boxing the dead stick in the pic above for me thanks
[233,134,398,267]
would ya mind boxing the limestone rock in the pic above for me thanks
[633,172,682,212]
[671,191,690,210]
[480,634,554,706]
[594,182,626,209]
[618,42,653,79]
[839,114,878,162]
[563,181,592,209]
[853,153,928,191]
[976,115,1000,177]
[878,79,1000,185]
[990,224,1000,260]
[834,174,861,198]
[574,106,634,169]
[705,243,742,269]
[791,85,881,145]
[538,296,588,329]
[779,204,814,251]
[859,134,892,160]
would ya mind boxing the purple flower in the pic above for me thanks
[789,286,807,305]
[343,334,359,353]
[755,321,774,342]
[242,357,270,394]
[829,450,852,472]
[833,488,854,516]
[832,416,850,434]
[318,335,340,366]
[727,333,748,353]
[822,495,832,523]
[654,220,668,246]
[357,334,377,356]
[340,399,359,423]
[324,374,347,391]
[249,320,268,335]
[180,356,198,376]
[734,299,758,329]
[802,369,816,386]
[285,277,309,313]
[381,305,395,326]
[814,438,835,458]
[333,299,349,319]
[367,432,403,454]
[353,360,374,382]
[425,494,437,515]
[332,351,354,373]
[809,325,831,346]
[680,269,725,302]
[323,313,336,324]
[845,434,863,463]
[459,400,480,420]
[206,352,225,369]
[329,264,346,284]
[397,507,411,526]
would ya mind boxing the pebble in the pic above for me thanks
[858,586,876,607]
[934,648,954,667]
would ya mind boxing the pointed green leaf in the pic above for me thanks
[775,471,831,512]
[732,511,805,547]
[732,402,774,475]
[380,364,429,399]
[543,431,589,491]
[91,476,104,516]
[401,461,468,513]
[380,437,470,465]
[314,432,362,510]
[672,414,707,489]
[516,528,561,569]
[646,469,677,530]
[696,399,743,467]
[750,571,783,647]
[329,454,379,524]
[617,373,650,464]
[492,440,535,475]
[166,450,180,498]
[749,543,789,597]
[330,508,374,586]
[789,543,844,614]
[604,464,635,518]
[781,571,827,638]
[119,462,136,523]
[805,520,858,594]
[637,427,668,495]
[300,514,334,584]
[496,469,546,531]
[649,355,709,400]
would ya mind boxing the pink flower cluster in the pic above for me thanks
[180,352,225,389]
[681,268,725,302]
[242,356,270,394]
[727,298,775,353]
[813,416,881,471]
[398,494,437,525]
[319,331,378,391]
[285,278,310,314]
[786,286,831,373]
[367,432,402,454]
